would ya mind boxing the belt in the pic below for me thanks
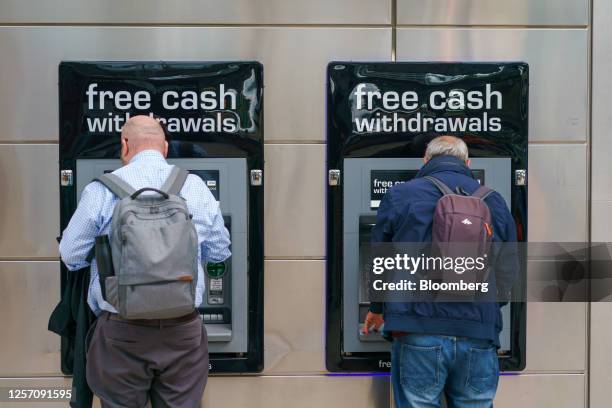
[106,310,199,327]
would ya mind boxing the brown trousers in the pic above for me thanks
[86,312,208,408]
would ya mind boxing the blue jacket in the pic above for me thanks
[370,155,518,346]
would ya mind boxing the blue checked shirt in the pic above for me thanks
[59,150,231,316]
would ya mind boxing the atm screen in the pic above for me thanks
[100,169,221,202]
[190,170,220,201]
[370,169,485,209]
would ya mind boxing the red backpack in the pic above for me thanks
[425,176,495,299]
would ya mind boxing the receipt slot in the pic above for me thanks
[59,61,264,373]
[326,62,528,372]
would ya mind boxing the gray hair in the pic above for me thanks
[424,136,469,163]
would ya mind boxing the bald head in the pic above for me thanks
[120,115,168,164]
[424,135,470,165]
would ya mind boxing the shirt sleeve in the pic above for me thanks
[187,175,232,263]
[200,202,232,263]
[59,182,104,271]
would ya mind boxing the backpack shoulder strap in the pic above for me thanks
[161,166,189,196]
[94,173,135,199]
[472,185,495,201]
[423,176,454,196]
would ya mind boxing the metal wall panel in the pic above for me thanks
[496,374,585,408]
[0,145,59,258]
[0,27,391,143]
[524,302,586,372]
[592,0,612,201]
[397,0,588,26]
[590,2,612,407]
[202,375,390,408]
[528,144,587,242]
[590,303,612,408]
[592,201,612,243]
[264,260,325,373]
[265,144,325,258]
[396,28,588,143]
[0,262,61,376]
[0,0,391,25]
[524,144,588,373]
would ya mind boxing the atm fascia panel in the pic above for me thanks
[326,62,528,372]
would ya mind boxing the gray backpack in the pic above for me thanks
[425,176,494,298]
[95,166,199,319]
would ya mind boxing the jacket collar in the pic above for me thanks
[416,155,474,179]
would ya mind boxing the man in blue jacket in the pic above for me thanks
[363,136,518,407]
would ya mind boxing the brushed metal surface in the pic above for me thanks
[265,144,325,258]
[203,375,390,408]
[396,28,588,143]
[528,144,587,242]
[0,0,391,24]
[397,0,588,26]
[524,298,586,372]
[592,201,612,242]
[496,374,585,407]
[264,260,325,374]
[0,27,391,143]
[0,145,59,258]
[590,303,612,408]
[592,0,612,201]
[590,3,612,407]
[0,262,62,376]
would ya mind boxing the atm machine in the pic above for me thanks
[326,62,528,372]
[58,61,264,373]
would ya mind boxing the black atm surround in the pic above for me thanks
[326,62,528,373]
[59,61,264,373]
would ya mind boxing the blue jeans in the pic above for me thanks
[391,334,499,408]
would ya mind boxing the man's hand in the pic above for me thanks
[363,312,384,335]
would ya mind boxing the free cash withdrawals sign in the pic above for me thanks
[59,61,263,158]
[327,62,528,156]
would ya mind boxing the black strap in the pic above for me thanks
[472,185,494,201]
[424,176,454,196]
[86,247,95,263]
[161,166,190,196]
[94,173,135,199]
[131,187,169,200]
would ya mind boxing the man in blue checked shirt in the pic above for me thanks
[59,115,231,408]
